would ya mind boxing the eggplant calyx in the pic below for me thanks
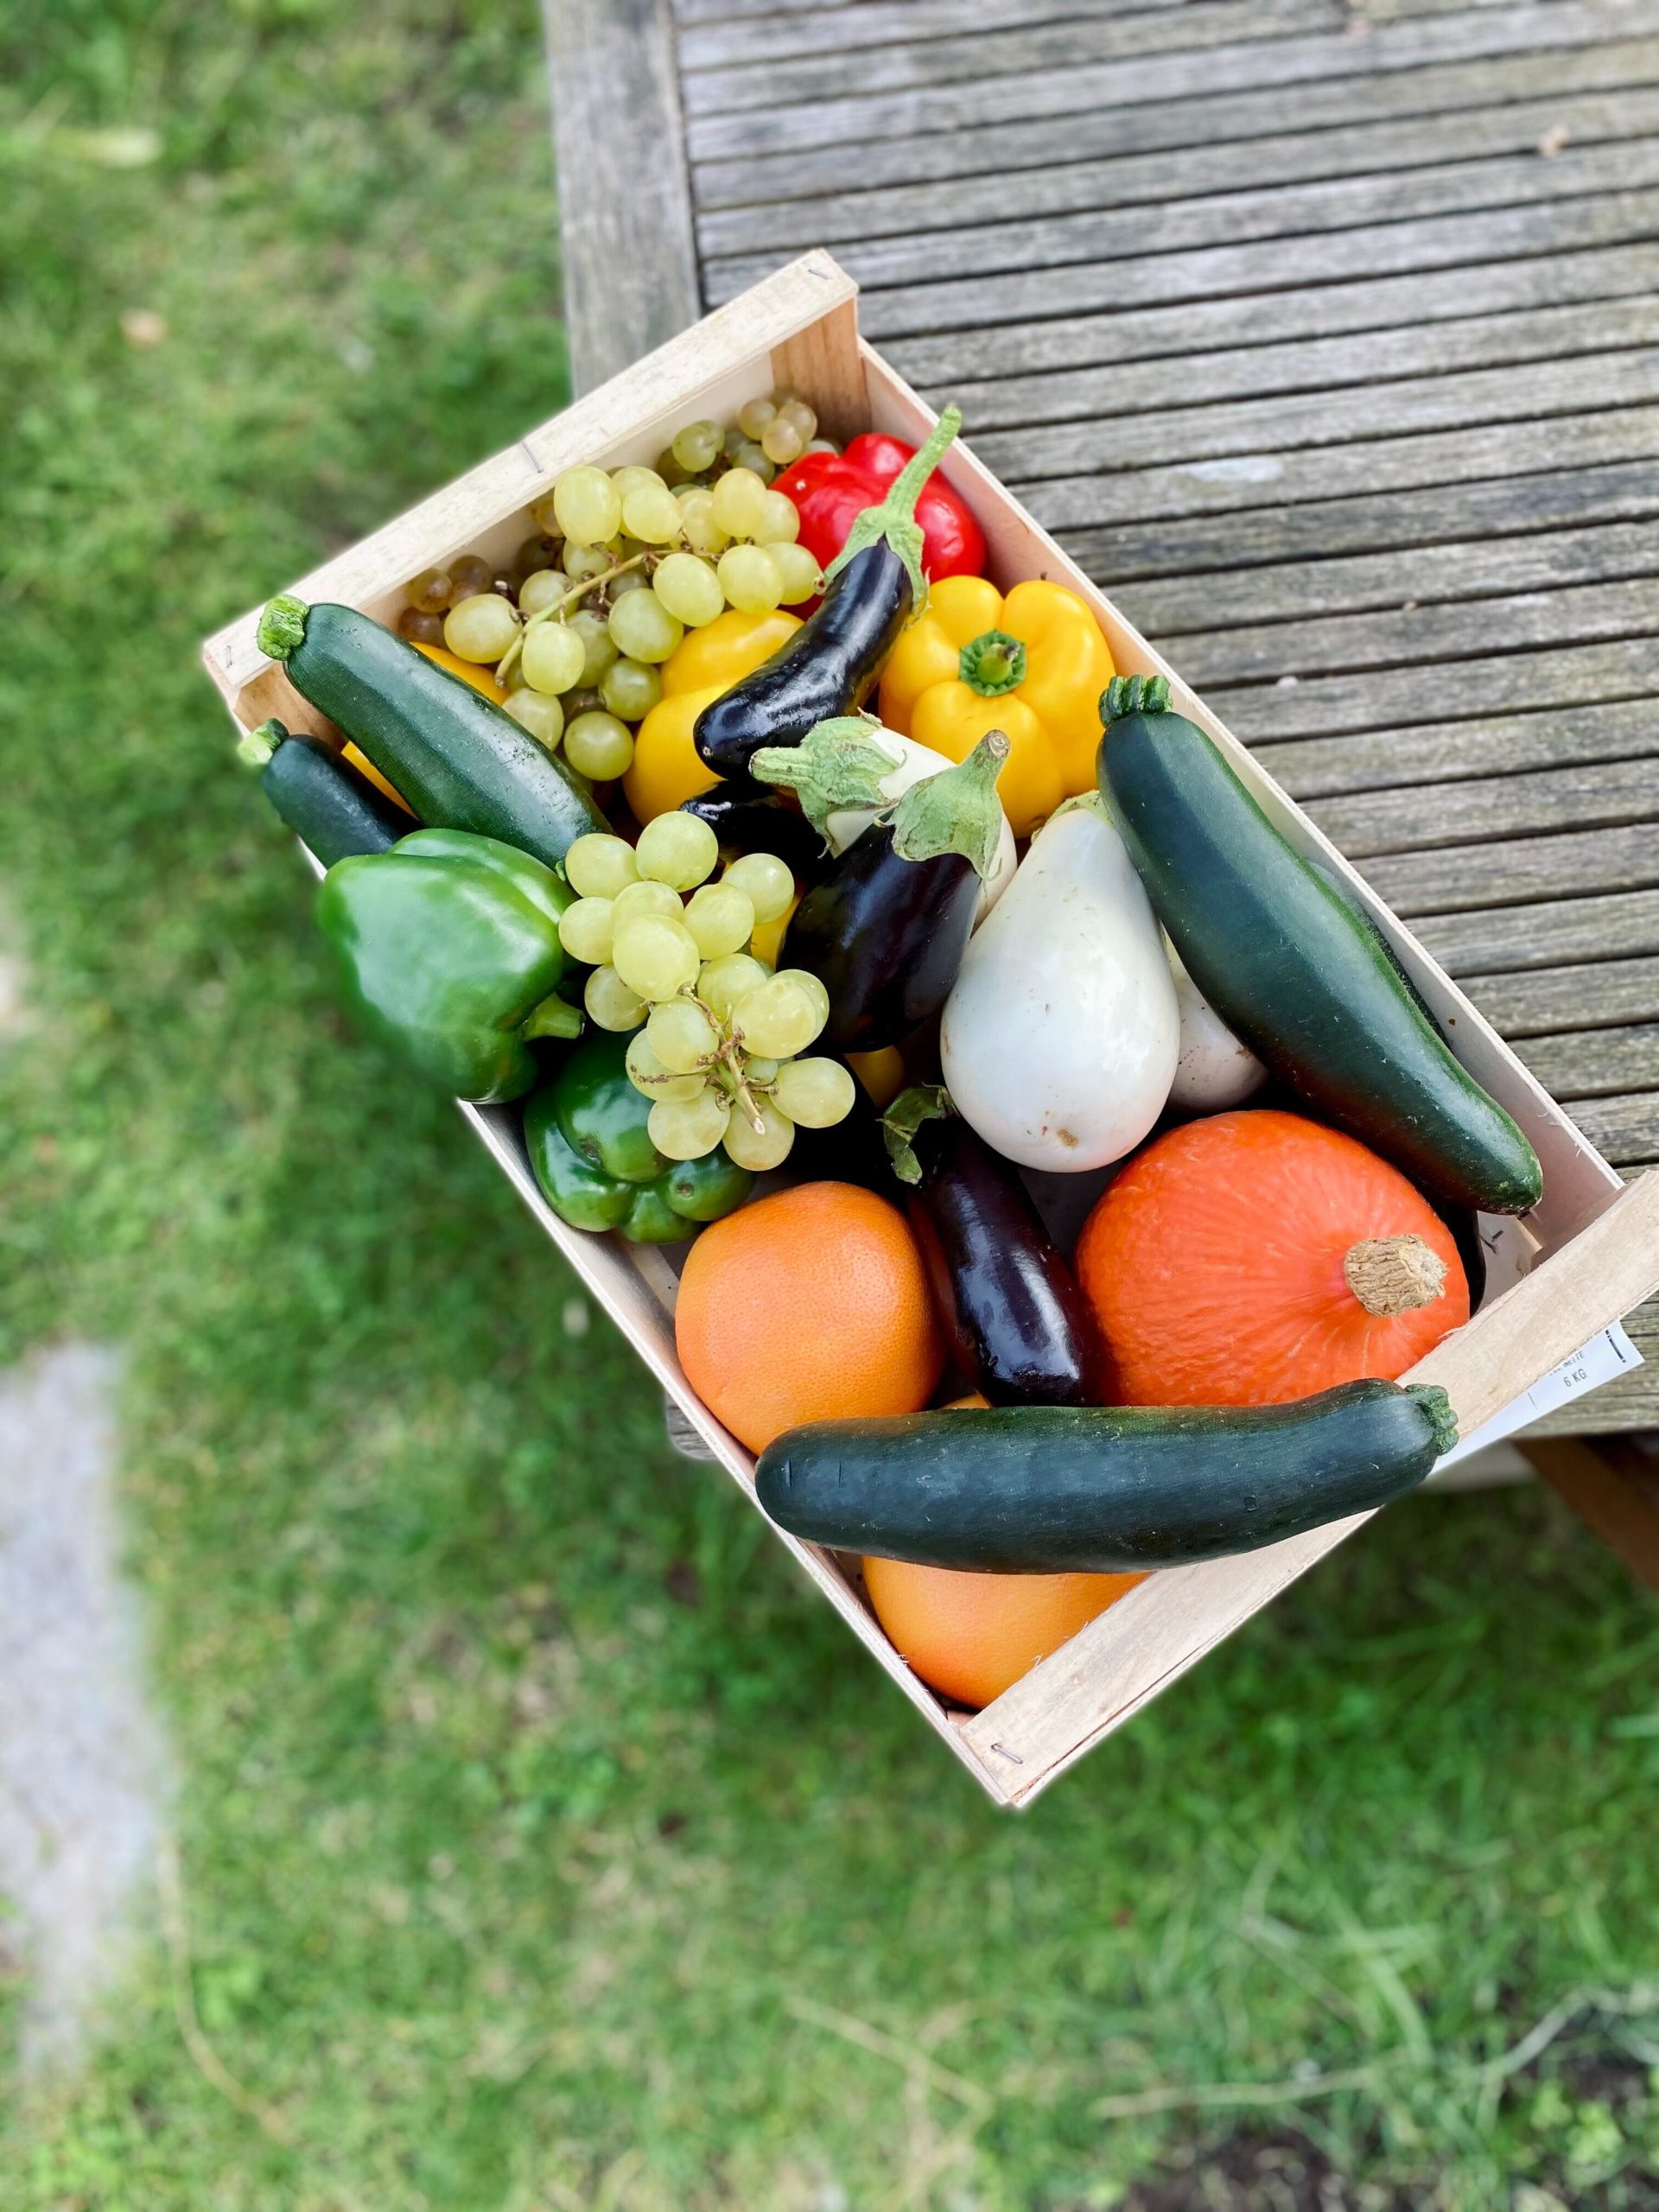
[881,1083,954,1186]
[238,716,287,768]
[887,729,1009,880]
[823,404,963,611]
[257,592,308,662]
[750,715,896,837]
[1100,671,1173,722]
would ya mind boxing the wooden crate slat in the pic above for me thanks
[694,35,1659,206]
[684,1,1633,159]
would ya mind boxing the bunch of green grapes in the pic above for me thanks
[556,818,855,1172]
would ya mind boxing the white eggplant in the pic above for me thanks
[941,798,1179,1171]
[1166,935,1267,1110]
[825,728,1015,920]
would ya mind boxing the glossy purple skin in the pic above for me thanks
[782,825,977,1052]
[904,1114,1103,1408]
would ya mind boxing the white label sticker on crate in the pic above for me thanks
[1436,1323,1643,1469]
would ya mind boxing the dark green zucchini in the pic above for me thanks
[256,596,605,868]
[756,1380,1457,1573]
[239,718,408,864]
[1096,675,1541,1216]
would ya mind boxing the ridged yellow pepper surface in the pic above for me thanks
[877,575,1115,836]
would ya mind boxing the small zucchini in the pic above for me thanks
[239,718,408,865]
[257,597,605,869]
[1096,676,1541,1216]
[756,1380,1458,1573]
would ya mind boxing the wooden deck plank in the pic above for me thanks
[1516,1024,1659,1099]
[684,3,1637,160]
[1358,821,1659,915]
[1413,891,1659,976]
[1461,958,1659,1039]
[707,139,1659,301]
[697,73,1659,252]
[1071,462,1659,589]
[695,35,1658,205]
[1304,758,1659,861]
[1250,698,1659,800]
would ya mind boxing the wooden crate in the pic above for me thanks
[203,254,1659,1808]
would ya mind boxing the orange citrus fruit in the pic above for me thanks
[859,1396,1145,1708]
[675,1182,944,1453]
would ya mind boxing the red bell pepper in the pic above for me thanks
[773,430,986,586]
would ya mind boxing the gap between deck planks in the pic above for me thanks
[553,0,1659,1428]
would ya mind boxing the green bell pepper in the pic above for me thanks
[316,827,581,1103]
[524,1032,753,1243]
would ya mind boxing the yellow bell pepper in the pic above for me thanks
[623,607,801,823]
[877,575,1115,837]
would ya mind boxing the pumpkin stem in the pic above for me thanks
[1344,1234,1447,1317]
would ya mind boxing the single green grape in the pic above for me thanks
[610,464,664,501]
[733,977,818,1059]
[671,418,724,474]
[757,490,800,545]
[775,967,830,1031]
[636,810,719,891]
[612,879,683,931]
[761,418,804,467]
[697,953,770,1021]
[771,1057,854,1128]
[521,621,588,696]
[612,915,701,1001]
[737,397,778,442]
[564,541,619,582]
[397,607,445,645]
[443,593,518,663]
[563,711,634,781]
[599,657,663,722]
[723,1100,795,1173]
[531,492,564,537]
[733,442,773,483]
[518,568,570,616]
[621,480,684,544]
[504,689,564,752]
[569,607,619,683]
[650,1089,732,1162]
[677,490,727,560]
[716,543,782,615]
[565,832,640,900]
[553,465,623,546]
[406,566,453,613]
[711,467,768,541]
[558,897,615,966]
[448,554,494,601]
[607,590,683,664]
[652,551,726,628]
[772,543,823,606]
[606,568,650,597]
[626,1030,705,1103]
[723,850,794,922]
[583,963,646,1033]
[778,397,817,443]
[646,998,719,1075]
[684,882,755,959]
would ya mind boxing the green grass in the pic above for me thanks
[2,5,1657,2205]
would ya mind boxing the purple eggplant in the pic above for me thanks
[753,722,1008,1053]
[885,1087,1103,1407]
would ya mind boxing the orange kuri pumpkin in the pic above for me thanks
[1076,1109,1469,1406]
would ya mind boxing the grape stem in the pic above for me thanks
[681,988,772,1132]
[493,551,652,684]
